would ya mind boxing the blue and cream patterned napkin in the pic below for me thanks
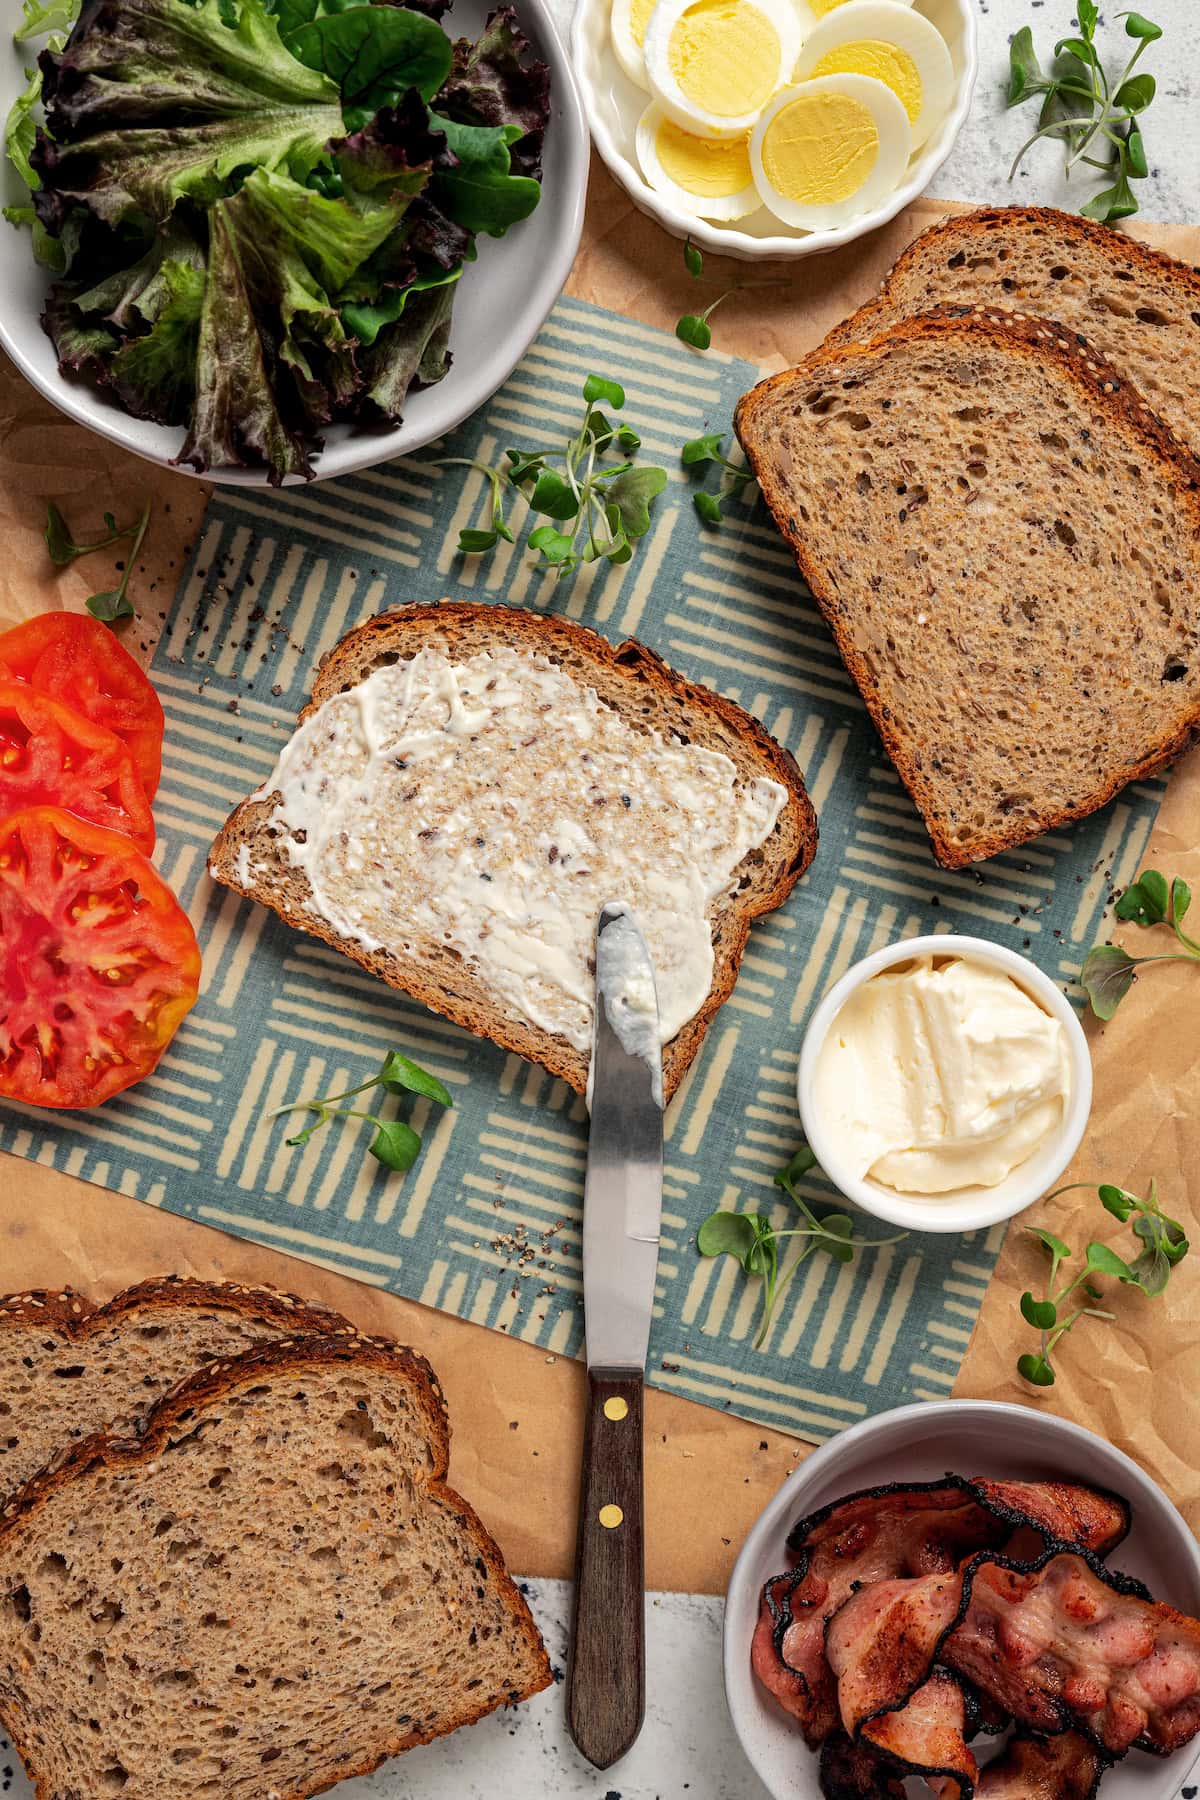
[0,295,1165,1442]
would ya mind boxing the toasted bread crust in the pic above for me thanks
[0,1335,551,1800]
[209,600,818,1097]
[824,206,1200,388]
[0,1274,356,1340]
[735,304,1200,868]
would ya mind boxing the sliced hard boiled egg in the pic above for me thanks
[635,104,760,219]
[611,0,655,91]
[750,72,912,230]
[793,0,954,150]
[793,0,913,28]
[643,0,803,139]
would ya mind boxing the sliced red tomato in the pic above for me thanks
[0,612,164,799]
[0,806,200,1108]
[0,679,154,853]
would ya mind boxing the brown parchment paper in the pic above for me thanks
[0,170,1197,1594]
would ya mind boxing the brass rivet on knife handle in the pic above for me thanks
[567,1369,645,1770]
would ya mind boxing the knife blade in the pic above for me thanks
[566,902,663,1771]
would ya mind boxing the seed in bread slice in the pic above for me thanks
[824,205,1200,456]
[0,1276,358,1509]
[208,601,817,1100]
[736,306,1200,868]
[0,1335,551,1798]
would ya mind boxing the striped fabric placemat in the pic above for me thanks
[0,295,1166,1442]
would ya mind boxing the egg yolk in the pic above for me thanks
[810,39,923,123]
[630,0,655,44]
[668,0,781,118]
[810,0,853,12]
[760,90,879,202]
[655,119,753,195]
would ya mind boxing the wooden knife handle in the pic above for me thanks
[566,1367,645,1770]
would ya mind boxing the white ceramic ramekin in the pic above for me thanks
[796,933,1093,1235]
[570,0,978,261]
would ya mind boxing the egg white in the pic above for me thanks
[793,0,913,29]
[635,103,761,219]
[643,0,803,139]
[793,0,954,149]
[750,72,912,230]
[611,0,652,91]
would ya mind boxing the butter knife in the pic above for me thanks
[566,902,664,1771]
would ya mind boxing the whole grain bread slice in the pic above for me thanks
[824,205,1200,455]
[208,600,817,1099]
[735,305,1200,867]
[0,1334,551,1799]
[0,1276,358,1509]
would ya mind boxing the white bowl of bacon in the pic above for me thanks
[724,1400,1200,1800]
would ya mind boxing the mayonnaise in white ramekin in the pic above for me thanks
[811,953,1071,1196]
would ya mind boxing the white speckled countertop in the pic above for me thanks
[0,6,1196,1800]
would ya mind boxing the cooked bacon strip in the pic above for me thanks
[862,1668,978,1798]
[946,1551,1200,1757]
[966,1478,1128,1559]
[751,1573,819,1729]
[829,1546,1200,1759]
[976,1730,1106,1798]
[818,1732,907,1798]
[754,1477,1129,1747]
[827,1569,965,1736]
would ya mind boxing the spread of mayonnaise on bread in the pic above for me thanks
[254,645,786,1053]
[812,954,1071,1193]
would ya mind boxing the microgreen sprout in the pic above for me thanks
[697,1145,907,1348]
[44,498,152,624]
[1079,868,1199,1019]
[1017,1177,1188,1385]
[268,1048,452,1174]
[674,238,785,352]
[441,374,666,581]
[1006,4,1163,222]
[681,429,755,527]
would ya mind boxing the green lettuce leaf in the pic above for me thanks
[71,218,206,330]
[41,281,119,375]
[438,5,549,178]
[5,64,40,189]
[342,260,459,346]
[359,274,456,420]
[179,166,411,479]
[334,91,442,203]
[283,4,453,130]
[430,113,541,235]
[108,258,206,423]
[14,0,79,42]
[35,0,343,228]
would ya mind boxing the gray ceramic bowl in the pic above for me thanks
[0,0,589,484]
[724,1400,1200,1799]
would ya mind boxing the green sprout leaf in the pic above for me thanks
[694,493,723,525]
[527,524,576,565]
[697,1210,764,1271]
[1018,1352,1057,1387]
[682,431,726,466]
[1080,943,1140,1018]
[1099,1183,1139,1221]
[1029,1226,1073,1262]
[606,466,667,540]
[583,372,625,409]
[1122,11,1163,40]
[368,1117,422,1172]
[1078,0,1099,35]
[379,1050,452,1109]
[86,589,134,623]
[1172,877,1192,926]
[676,313,712,350]
[775,1144,818,1190]
[528,469,579,520]
[458,527,500,553]
[1007,25,1046,105]
[266,1045,450,1178]
[1085,1241,1134,1279]
[1021,1291,1058,1329]
[1115,70,1156,110]
[683,237,704,278]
